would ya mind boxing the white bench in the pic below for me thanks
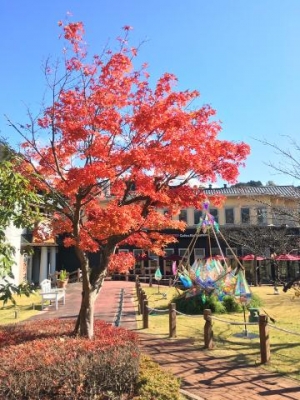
[40,279,66,310]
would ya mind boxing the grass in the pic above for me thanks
[0,290,42,325]
[137,283,300,380]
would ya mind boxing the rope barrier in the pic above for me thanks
[175,310,202,317]
[210,315,258,326]
[268,324,300,337]
[146,306,169,314]
[143,295,299,336]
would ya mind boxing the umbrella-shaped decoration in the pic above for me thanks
[275,254,300,261]
[190,259,203,277]
[211,254,228,261]
[178,267,193,289]
[240,254,266,261]
[215,268,237,300]
[195,258,223,293]
[235,270,252,303]
[154,267,162,293]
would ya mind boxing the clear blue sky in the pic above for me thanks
[1,0,300,186]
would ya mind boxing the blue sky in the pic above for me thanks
[1,0,300,186]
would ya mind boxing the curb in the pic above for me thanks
[180,389,205,400]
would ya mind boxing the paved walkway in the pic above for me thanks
[31,279,300,400]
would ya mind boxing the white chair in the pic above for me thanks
[40,279,66,310]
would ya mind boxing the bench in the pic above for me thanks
[40,279,66,310]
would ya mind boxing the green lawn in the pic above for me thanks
[0,291,42,325]
[136,284,300,380]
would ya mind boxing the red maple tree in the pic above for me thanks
[9,21,250,338]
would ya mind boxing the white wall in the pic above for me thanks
[1,223,23,285]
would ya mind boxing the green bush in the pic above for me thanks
[247,292,263,309]
[136,355,181,400]
[172,291,263,315]
[222,295,243,313]
[208,295,227,314]
[172,292,227,315]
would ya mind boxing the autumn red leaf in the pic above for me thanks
[11,20,250,338]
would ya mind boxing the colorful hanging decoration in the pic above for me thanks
[154,267,162,282]
[235,270,252,305]
[172,261,177,275]
[198,200,220,234]
[173,199,250,303]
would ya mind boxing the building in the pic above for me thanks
[3,183,300,286]
[117,185,300,284]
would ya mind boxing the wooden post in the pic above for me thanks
[135,281,140,298]
[204,309,214,349]
[149,275,153,287]
[143,299,149,329]
[141,291,147,315]
[169,278,172,287]
[259,314,270,364]
[137,287,142,315]
[169,303,176,338]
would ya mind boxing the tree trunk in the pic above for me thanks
[73,245,113,338]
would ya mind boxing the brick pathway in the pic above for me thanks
[30,279,137,330]
[31,279,300,400]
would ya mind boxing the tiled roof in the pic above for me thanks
[203,185,300,198]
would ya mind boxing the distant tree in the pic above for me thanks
[0,141,41,303]
[259,136,300,183]
[233,180,263,187]
[7,21,250,338]
[257,136,300,226]
[222,225,296,285]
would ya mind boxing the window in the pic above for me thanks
[194,209,203,225]
[210,247,220,256]
[165,248,175,257]
[241,208,250,224]
[226,247,237,257]
[118,249,129,253]
[210,208,219,224]
[225,208,234,224]
[133,249,143,257]
[179,248,189,260]
[257,207,267,225]
[179,209,187,222]
[194,248,205,259]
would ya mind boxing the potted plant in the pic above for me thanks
[57,269,69,288]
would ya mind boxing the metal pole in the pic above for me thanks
[243,305,248,337]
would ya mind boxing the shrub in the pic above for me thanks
[207,294,227,314]
[0,319,140,399]
[172,292,227,315]
[222,295,243,313]
[247,292,263,308]
[172,289,263,317]
[136,355,181,400]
